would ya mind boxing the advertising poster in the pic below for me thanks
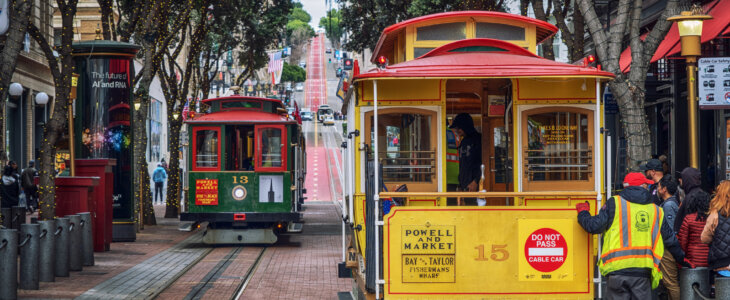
[259,175,283,203]
[699,57,730,109]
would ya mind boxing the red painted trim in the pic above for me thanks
[385,207,591,295]
[191,126,221,172]
[255,125,288,172]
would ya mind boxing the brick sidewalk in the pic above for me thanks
[240,202,351,299]
[18,205,191,299]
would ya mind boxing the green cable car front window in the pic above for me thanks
[259,127,283,168]
[195,129,219,169]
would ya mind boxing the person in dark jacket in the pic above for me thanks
[0,164,20,209]
[642,158,665,206]
[449,113,481,193]
[576,172,690,298]
[657,175,681,300]
[21,160,38,212]
[675,167,708,233]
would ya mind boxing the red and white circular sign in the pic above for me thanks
[524,228,568,272]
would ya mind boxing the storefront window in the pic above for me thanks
[525,110,591,182]
[195,129,219,168]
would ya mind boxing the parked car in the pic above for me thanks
[326,48,332,54]
[295,83,304,91]
[323,115,335,126]
[301,111,313,121]
[299,61,306,68]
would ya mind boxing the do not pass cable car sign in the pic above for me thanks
[518,219,574,281]
[525,228,567,272]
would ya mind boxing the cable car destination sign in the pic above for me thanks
[384,208,590,298]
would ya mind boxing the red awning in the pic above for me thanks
[355,39,615,81]
[620,0,730,73]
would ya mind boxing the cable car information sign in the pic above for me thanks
[195,179,219,205]
[699,57,730,109]
[384,207,591,299]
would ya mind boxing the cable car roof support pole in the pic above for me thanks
[373,79,383,299]
[595,79,603,298]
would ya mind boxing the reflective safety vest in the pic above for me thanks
[598,195,664,289]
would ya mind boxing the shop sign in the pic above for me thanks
[699,57,730,109]
[195,179,218,205]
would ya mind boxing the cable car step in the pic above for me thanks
[178,222,198,232]
[288,222,304,233]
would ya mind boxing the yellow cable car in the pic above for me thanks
[339,11,615,299]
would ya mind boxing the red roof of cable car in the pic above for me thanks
[356,39,615,81]
[371,11,559,63]
[186,96,293,124]
[200,95,283,105]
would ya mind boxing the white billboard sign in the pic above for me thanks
[699,57,730,109]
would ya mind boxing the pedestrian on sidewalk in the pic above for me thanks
[153,163,167,205]
[0,163,21,209]
[576,172,690,298]
[702,180,730,278]
[676,172,710,269]
[657,175,681,300]
[642,158,665,205]
[21,160,38,213]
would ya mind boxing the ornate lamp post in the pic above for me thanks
[668,4,712,168]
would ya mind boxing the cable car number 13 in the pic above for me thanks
[232,176,249,184]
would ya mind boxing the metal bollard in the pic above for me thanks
[54,217,70,277]
[67,215,82,271]
[12,206,26,229]
[78,212,94,266]
[680,267,711,300]
[716,277,730,300]
[0,229,18,300]
[0,208,10,228]
[38,220,56,282]
[19,223,40,290]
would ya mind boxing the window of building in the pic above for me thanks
[256,125,286,171]
[476,22,525,41]
[193,127,220,170]
[416,22,466,41]
[522,108,594,190]
[148,98,162,163]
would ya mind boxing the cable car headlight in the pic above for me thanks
[232,185,247,201]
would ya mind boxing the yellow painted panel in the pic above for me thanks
[361,79,442,103]
[516,78,596,102]
[384,207,593,299]
[355,194,367,254]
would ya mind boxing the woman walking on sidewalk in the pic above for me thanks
[153,163,167,205]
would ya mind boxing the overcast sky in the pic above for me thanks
[298,0,330,30]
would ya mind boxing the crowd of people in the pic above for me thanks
[0,160,38,214]
[577,159,730,299]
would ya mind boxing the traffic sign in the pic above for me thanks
[524,228,567,273]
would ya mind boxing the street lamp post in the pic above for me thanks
[668,5,712,169]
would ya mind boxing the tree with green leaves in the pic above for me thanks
[319,9,343,48]
[281,62,306,83]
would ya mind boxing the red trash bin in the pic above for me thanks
[72,159,116,252]
[55,176,99,218]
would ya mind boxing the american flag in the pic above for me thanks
[181,97,191,121]
[268,51,283,74]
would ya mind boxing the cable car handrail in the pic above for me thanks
[379,191,598,198]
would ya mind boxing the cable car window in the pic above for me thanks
[221,100,262,110]
[476,22,525,40]
[194,128,220,169]
[414,47,436,58]
[225,125,255,171]
[258,127,284,169]
[370,113,434,183]
[416,23,466,41]
[525,111,591,182]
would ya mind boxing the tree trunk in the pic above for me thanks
[142,160,155,225]
[0,0,33,165]
[164,119,181,218]
[610,81,651,169]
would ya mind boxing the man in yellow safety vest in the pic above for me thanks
[576,172,692,298]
